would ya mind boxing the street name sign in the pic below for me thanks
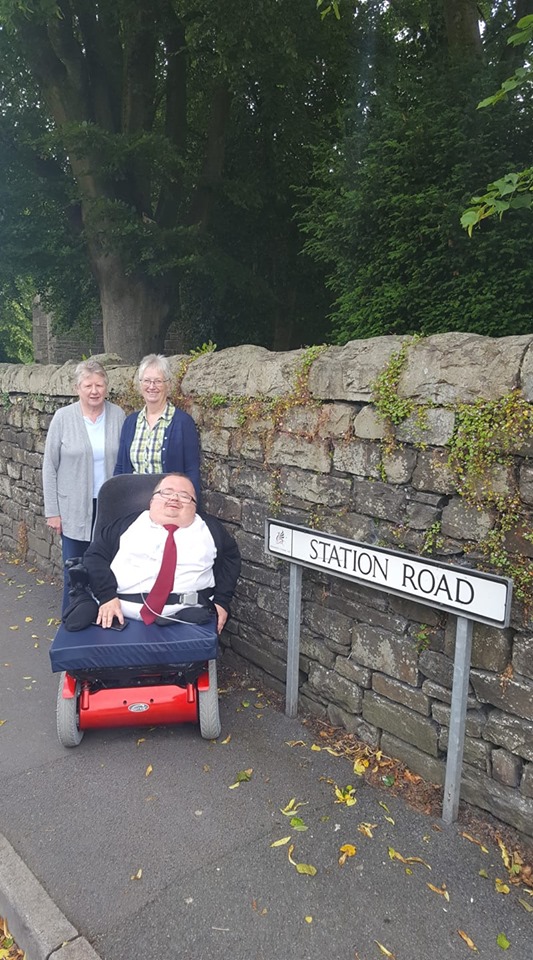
[264,518,513,825]
[266,520,511,628]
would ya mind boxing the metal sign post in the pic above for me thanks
[265,518,512,824]
[442,616,473,823]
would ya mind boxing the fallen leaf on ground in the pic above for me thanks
[281,798,308,815]
[388,847,431,870]
[221,734,231,744]
[145,764,153,777]
[495,878,510,895]
[427,882,450,901]
[338,843,357,865]
[461,832,489,853]
[271,836,291,847]
[334,784,357,806]
[358,822,377,838]
[229,768,253,788]
[130,868,142,880]
[496,933,510,950]
[458,930,478,951]
[374,941,396,958]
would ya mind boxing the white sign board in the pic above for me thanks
[266,520,512,628]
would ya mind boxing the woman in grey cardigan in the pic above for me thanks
[43,359,125,611]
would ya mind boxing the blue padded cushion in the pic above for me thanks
[49,618,218,673]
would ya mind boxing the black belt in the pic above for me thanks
[118,589,214,606]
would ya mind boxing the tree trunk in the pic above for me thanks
[443,0,482,59]
[91,251,170,361]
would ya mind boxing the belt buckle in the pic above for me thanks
[181,591,198,605]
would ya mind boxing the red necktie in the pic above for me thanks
[141,524,178,624]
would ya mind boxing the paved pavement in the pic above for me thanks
[0,555,532,960]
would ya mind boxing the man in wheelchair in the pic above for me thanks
[81,473,241,632]
[52,473,241,743]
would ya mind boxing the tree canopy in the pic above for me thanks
[0,1,531,362]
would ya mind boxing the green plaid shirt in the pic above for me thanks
[129,402,175,473]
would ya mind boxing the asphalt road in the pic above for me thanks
[0,556,531,960]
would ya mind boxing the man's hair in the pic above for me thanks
[152,473,189,494]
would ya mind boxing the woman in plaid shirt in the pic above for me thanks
[114,354,201,503]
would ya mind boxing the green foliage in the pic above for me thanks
[300,6,533,341]
[461,170,533,234]
[0,277,34,362]
[447,392,533,604]
[462,15,533,232]
[372,339,417,425]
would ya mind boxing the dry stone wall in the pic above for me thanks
[0,333,532,840]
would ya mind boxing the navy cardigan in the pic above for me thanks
[113,408,201,503]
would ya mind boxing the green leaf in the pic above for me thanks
[295,862,317,876]
[496,933,510,950]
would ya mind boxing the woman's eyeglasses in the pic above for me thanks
[140,378,168,387]
[154,489,196,504]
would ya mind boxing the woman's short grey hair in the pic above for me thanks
[137,354,171,383]
[74,359,109,387]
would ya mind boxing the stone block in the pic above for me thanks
[521,763,533,798]
[182,343,305,398]
[351,623,419,684]
[300,633,336,670]
[519,463,533,505]
[200,427,231,456]
[431,703,487,738]
[299,691,329,718]
[303,603,352,651]
[202,491,242,523]
[240,499,269,536]
[444,621,512,673]
[405,500,441,529]
[352,479,407,522]
[267,434,331,472]
[520,338,533,402]
[418,650,454,688]
[328,704,380,746]
[470,669,533,721]
[460,765,533,839]
[240,561,281,589]
[335,656,372,688]
[230,465,275,502]
[27,533,51,561]
[441,498,494,540]
[308,335,407,402]
[421,679,481,709]
[317,403,354,438]
[306,663,363,714]
[322,511,376,543]
[396,407,456,446]
[362,691,439,756]
[353,405,385,440]
[380,733,445,784]
[280,467,352,506]
[333,439,381,478]
[398,332,528,404]
[512,634,533,680]
[234,433,264,461]
[230,634,290,684]
[491,748,523,788]
[438,730,490,771]
[483,710,533,761]
[411,449,457,493]
[372,673,431,716]
[381,447,417,484]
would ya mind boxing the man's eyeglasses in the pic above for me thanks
[140,378,169,387]
[154,489,196,504]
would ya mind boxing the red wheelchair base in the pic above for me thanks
[57,664,220,744]
[61,671,209,729]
